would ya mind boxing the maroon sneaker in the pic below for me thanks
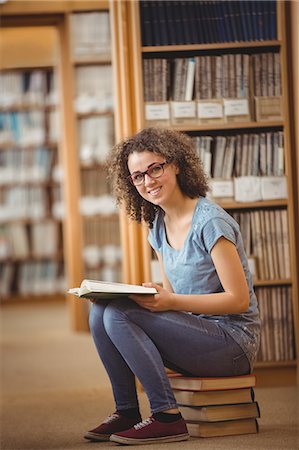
[110,416,189,445]
[84,411,142,442]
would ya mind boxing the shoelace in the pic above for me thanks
[134,417,154,430]
[103,413,120,424]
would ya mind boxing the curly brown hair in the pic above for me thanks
[106,127,209,228]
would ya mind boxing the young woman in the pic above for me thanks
[85,127,260,445]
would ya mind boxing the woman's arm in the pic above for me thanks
[132,237,249,314]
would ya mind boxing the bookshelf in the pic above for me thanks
[0,27,65,301]
[0,2,120,331]
[111,0,299,385]
[68,9,121,286]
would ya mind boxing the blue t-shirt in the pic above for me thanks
[148,197,260,370]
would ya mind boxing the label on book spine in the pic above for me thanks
[145,102,170,121]
[261,176,287,200]
[255,96,283,121]
[171,101,196,118]
[234,177,262,202]
[224,98,249,117]
[211,179,234,198]
[197,101,223,119]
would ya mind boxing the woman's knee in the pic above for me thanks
[88,301,107,333]
[102,299,137,335]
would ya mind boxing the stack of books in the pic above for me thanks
[169,373,260,438]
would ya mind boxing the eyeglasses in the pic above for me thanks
[128,162,168,186]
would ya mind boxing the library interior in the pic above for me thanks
[0,1,298,449]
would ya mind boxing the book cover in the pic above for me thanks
[168,373,256,391]
[179,401,260,422]
[187,418,259,438]
[68,280,157,299]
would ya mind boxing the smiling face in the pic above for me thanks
[127,151,180,208]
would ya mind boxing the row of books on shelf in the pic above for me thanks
[0,70,58,108]
[0,194,117,221]
[231,208,290,281]
[0,186,51,222]
[0,147,55,184]
[0,220,61,260]
[79,115,114,164]
[0,109,61,147]
[80,194,118,217]
[0,111,53,147]
[168,373,259,438]
[70,11,111,59]
[143,53,281,103]
[256,286,295,362]
[83,244,122,270]
[81,167,111,196]
[209,176,287,203]
[83,216,120,248]
[84,266,122,285]
[74,65,114,114]
[0,260,66,299]
[193,131,284,179]
[145,98,282,126]
[140,0,277,46]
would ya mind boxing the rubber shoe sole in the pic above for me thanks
[110,432,189,445]
[84,431,110,441]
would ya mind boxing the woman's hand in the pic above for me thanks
[129,282,175,312]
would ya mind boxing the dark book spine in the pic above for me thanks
[178,1,191,45]
[261,1,270,40]
[233,1,243,42]
[214,1,225,43]
[185,1,199,44]
[220,1,233,42]
[149,1,162,46]
[269,0,277,40]
[156,1,169,45]
[239,0,249,42]
[244,1,254,41]
[139,1,153,46]
[172,1,184,44]
[164,1,177,45]
[250,0,259,41]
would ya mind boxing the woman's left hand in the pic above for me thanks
[129,283,175,312]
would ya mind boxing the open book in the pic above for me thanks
[68,279,157,300]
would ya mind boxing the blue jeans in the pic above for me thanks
[89,299,250,414]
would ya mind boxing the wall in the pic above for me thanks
[0,26,58,69]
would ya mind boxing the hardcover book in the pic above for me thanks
[168,373,256,391]
[174,387,255,407]
[187,418,259,438]
[179,401,260,422]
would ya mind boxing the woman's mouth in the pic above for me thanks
[148,186,162,197]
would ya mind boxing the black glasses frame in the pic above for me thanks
[128,162,167,186]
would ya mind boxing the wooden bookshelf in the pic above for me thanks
[0,35,65,301]
[142,41,282,53]
[110,0,299,385]
[170,122,285,132]
[253,279,292,287]
[0,1,119,332]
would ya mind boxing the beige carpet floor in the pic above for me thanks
[1,300,298,450]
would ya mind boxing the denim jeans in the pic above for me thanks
[89,299,250,414]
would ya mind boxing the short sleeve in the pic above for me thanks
[201,217,237,254]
